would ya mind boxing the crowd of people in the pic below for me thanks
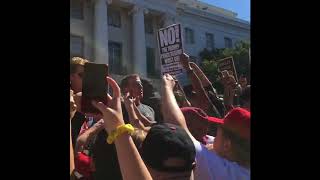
[70,53,251,180]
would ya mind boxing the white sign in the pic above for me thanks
[158,24,184,77]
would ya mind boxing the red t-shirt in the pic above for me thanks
[74,120,95,180]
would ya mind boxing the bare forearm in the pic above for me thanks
[115,134,152,180]
[70,123,75,175]
[161,74,197,143]
[76,125,103,151]
[188,69,205,94]
[188,70,211,111]
[127,105,146,129]
[162,87,188,130]
[190,62,212,87]
[138,115,154,127]
[162,86,198,143]
[126,105,139,122]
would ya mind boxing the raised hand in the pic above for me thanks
[162,74,176,91]
[92,77,125,134]
[123,92,136,110]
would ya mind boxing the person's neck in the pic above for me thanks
[135,99,141,106]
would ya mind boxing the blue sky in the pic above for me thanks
[199,0,250,22]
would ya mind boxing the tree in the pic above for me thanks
[199,40,250,94]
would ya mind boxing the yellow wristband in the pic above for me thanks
[107,124,134,144]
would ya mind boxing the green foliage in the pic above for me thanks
[199,40,250,94]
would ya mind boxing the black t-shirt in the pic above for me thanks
[92,129,123,180]
[71,111,86,148]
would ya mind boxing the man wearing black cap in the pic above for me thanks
[140,123,196,180]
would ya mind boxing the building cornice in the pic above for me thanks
[178,4,250,30]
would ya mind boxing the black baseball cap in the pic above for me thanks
[140,123,196,172]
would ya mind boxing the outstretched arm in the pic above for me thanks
[161,74,196,142]
[180,54,210,110]
[180,54,221,117]
[189,62,212,88]
[123,93,147,129]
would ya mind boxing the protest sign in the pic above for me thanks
[158,24,184,76]
[157,24,190,86]
[217,56,238,82]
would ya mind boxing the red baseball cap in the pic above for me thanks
[181,107,250,141]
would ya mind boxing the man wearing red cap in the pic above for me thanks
[161,73,250,180]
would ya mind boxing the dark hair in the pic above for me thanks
[119,74,140,93]
[141,123,196,172]
[221,127,250,167]
[141,78,154,98]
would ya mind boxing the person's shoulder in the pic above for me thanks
[140,103,154,111]
[194,140,250,177]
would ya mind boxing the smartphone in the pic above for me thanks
[81,63,109,114]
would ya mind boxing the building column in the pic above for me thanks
[94,0,109,64]
[131,5,147,76]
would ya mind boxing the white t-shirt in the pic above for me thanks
[203,135,215,145]
[193,140,250,180]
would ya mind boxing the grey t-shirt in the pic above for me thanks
[136,103,156,123]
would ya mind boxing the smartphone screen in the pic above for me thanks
[81,63,108,114]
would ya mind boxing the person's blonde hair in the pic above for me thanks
[131,128,148,149]
[70,57,89,74]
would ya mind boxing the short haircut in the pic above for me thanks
[70,57,89,74]
[119,74,140,93]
